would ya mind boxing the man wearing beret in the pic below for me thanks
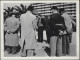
[59,8,76,55]
[48,6,66,56]
[4,10,20,54]
[20,5,37,57]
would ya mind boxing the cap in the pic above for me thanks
[51,6,58,10]
[59,8,65,12]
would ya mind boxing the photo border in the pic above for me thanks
[0,0,79,60]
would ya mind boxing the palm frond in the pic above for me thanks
[14,7,19,11]
[4,7,15,19]
[15,6,24,14]
[11,7,14,12]
[20,4,24,10]
[24,6,27,13]
[7,7,11,11]
[20,4,27,13]
[4,9,8,12]
[15,6,22,11]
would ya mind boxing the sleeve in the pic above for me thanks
[41,18,46,26]
[36,16,39,26]
[10,19,20,32]
[62,14,72,33]
[48,15,55,28]
[71,19,76,26]
[32,16,38,30]
[15,19,20,30]
[20,15,22,24]
[63,14,71,26]
[4,20,8,31]
[20,15,23,27]
[48,15,52,26]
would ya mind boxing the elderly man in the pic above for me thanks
[48,6,66,56]
[59,8,76,55]
[4,10,20,54]
[20,5,37,57]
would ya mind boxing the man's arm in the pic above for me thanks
[4,20,8,32]
[71,19,76,26]
[10,19,20,32]
[70,15,76,26]
[62,14,72,33]
[32,16,38,30]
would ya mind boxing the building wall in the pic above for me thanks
[32,3,76,21]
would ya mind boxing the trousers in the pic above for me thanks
[50,36,62,56]
[62,34,70,55]
[21,41,34,56]
[38,26,44,42]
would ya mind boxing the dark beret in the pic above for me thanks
[59,8,65,12]
[51,6,58,10]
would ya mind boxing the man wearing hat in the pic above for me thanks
[4,9,20,54]
[59,8,76,55]
[20,5,37,56]
[48,6,66,56]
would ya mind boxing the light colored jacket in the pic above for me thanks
[62,12,72,33]
[20,11,37,49]
[4,15,19,46]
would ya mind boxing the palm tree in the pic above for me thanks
[4,7,14,21]
[14,4,27,37]
[14,4,27,17]
[4,11,7,20]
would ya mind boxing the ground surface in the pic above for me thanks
[4,32,76,57]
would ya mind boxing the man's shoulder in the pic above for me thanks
[21,13,26,16]
[30,13,36,19]
[50,13,60,18]
[6,17,12,21]
[50,14,54,16]
[20,13,27,19]
[50,14,54,18]
[62,12,69,16]
[33,15,36,18]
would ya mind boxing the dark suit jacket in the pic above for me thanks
[41,18,46,27]
[49,13,66,36]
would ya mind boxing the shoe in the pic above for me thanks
[7,50,12,54]
[7,49,12,54]
[21,55,27,57]
[12,49,17,54]
[62,54,66,56]
[21,52,27,57]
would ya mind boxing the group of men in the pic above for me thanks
[4,5,76,57]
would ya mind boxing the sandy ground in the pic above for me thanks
[4,32,76,57]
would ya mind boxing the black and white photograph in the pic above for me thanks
[0,0,79,60]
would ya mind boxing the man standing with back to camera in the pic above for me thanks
[20,5,37,57]
[59,8,76,55]
[48,6,66,56]
[4,10,20,54]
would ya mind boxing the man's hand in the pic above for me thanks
[59,30,64,35]
[7,30,11,34]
